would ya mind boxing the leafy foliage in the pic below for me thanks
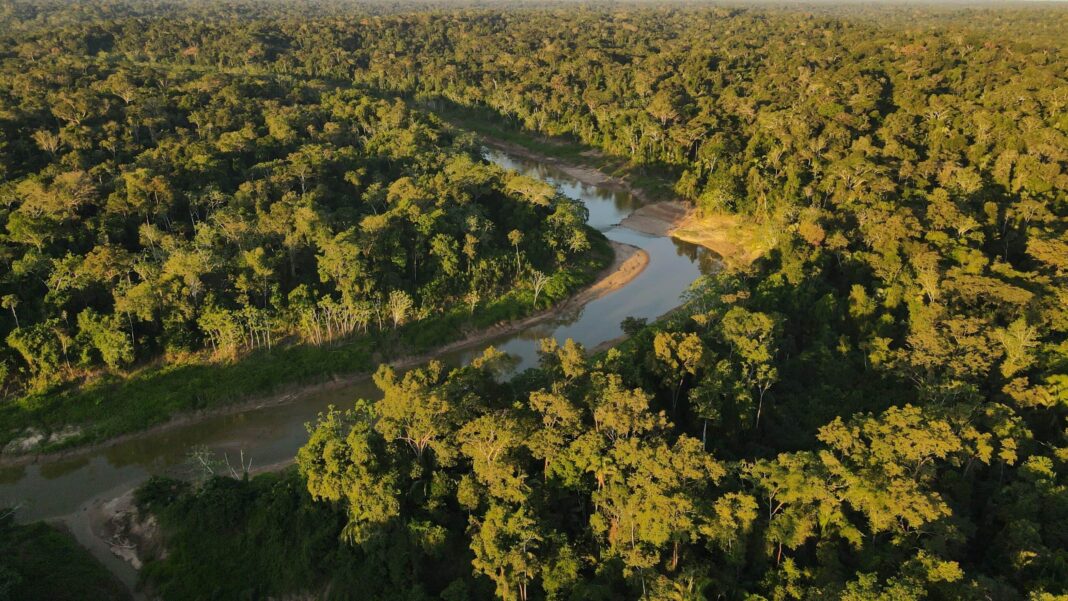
[4,1,1066,599]
[0,510,129,601]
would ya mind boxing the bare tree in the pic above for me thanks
[223,449,254,479]
[187,445,221,483]
[465,289,481,315]
[529,270,549,307]
[387,290,414,329]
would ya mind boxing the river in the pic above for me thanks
[0,146,717,589]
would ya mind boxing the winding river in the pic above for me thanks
[0,146,717,588]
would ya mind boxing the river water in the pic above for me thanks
[0,146,715,586]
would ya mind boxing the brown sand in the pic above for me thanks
[620,201,692,237]
[484,138,765,267]
[624,201,766,268]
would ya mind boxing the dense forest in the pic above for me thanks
[0,1,1066,600]
[0,3,605,445]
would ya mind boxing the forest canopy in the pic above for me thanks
[0,1,1065,600]
[0,45,595,399]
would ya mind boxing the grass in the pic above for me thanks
[0,514,130,601]
[0,233,611,455]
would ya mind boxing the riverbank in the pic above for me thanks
[482,137,663,204]
[0,241,645,469]
[477,134,767,269]
[76,240,656,577]
[622,202,770,269]
[34,139,693,599]
[430,101,682,204]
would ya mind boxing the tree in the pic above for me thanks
[621,317,648,337]
[652,332,704,411]
[373,362,457,465]
[386,290,414,329]
[470,504,544,601]
[508,229,524,278]
[5,320,66,386]
[297,407,401,544]
[993,318,1038,378]
[77,309,134,369]
[529,270,549,307]
[720,307,779,429]
[816,405,970,535]
[527,389,584,479]
[747,404,978,561]
[588,434,724,581]
[687,359,749,447]
[458,412,528,503]
[1,295,18,329]
[31,130,61,157]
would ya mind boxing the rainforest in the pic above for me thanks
[0,2,1065,600]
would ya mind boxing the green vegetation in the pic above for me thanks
[432,101,680,202]
[0,510,129,601]
[133,472,359,601]
[0,236,608,452]
[1,1,1066,600]
[0,22,606,451]
[142,316,1067,599]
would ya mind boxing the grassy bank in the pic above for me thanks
[0,233,611,456]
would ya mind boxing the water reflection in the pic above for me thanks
[0,464,25,485]
[38,456,90,480]
[486,149,641,231]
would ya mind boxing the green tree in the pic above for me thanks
[652,332,705,411]
[720,307,780,429]
[76,309,134,369]
[297,407,400,544]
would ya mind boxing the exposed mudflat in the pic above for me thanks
[624,201,766,268]
[88,490,160,572]
[620,201,692,236]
